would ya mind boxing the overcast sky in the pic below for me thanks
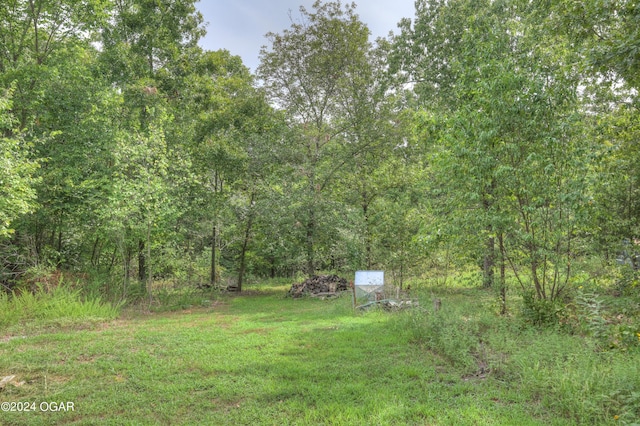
[195,1,416,73]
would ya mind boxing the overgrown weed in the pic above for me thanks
[396,284,639,425]
[0,283,121,328]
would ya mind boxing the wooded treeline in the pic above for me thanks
[1,0,639,301]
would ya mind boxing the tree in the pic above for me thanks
[555,0,640,90]
[396,0,589,302]
[588,99,640,260]
[394,0,507,288]
[330,38,410,271]
[258,0,371,277]
[0,0,109,127]
[0,1,110,265]
[97,0,205,290]
[0,89,38,239]
[100,0,204,83]
[554,0,640,270]
[179,49,270,289]
[104,103,177,298]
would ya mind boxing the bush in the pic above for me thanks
[520,291,565,327]
[567,289,640,352]
[508,331,639,423]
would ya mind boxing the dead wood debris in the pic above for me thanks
[287,275,349,298]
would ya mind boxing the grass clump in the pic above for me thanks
[0,285,121,328]
[402,302,481,373]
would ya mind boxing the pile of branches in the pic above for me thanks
[287,275,349,298]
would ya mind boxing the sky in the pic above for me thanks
[195,1,416,73]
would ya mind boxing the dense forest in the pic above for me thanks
[1,0,639,307]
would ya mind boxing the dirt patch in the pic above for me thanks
[233,289,284,297]
[241,327,274,335]
[0,335,28,344]
[75,354,99,364]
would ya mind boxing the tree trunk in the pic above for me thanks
[210,223,217,287]
[91,236,101,267]
[305,157,318,278]
[498,232,507,315]
[363,200,372,269]
[531,258,544,299]
[56,230,63,265]
[138,239,146,282]
[483,234,495,289]
[482,181,496,288]
[146,221,152,303]
[210,172,223,288]
[108,246,117,273]
[123,246,131,299]
[305,207,316,277]
[237,193,256,292]
[270,255,276,279]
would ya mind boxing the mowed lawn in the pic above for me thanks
[1,286,575,425]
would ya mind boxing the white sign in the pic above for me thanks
[354,270,384,300]
[355,270,384,285]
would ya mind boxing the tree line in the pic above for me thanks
[1,0,638,303]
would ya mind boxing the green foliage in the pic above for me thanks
[574,290,609,339]
[0,284,120,328]
[396,0,591,300]
[520,290,566,327]
[258,1,393,276]
[590,105,640,259]
[615,266,640,297]
[1,0,639,322]
[508,331,639,424]
[100,0,204,81]
[0,89,39,238]
[0,291,20,325]
[555,0,640,90]
[567,289,640,352]
[151,284,216,312]
[3,0,640,422]
[605,388,640,425]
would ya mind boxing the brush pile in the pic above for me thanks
[287,275,349,298]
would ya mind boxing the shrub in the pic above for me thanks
[520,291,565,327]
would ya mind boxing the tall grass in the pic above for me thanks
[0,285,121,328]
[395,286,640,424]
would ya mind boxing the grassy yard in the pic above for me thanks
[0,283,636,425]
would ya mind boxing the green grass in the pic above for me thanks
[400,286,640,425]
[0,282,637,425]
[0,286,120,330]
